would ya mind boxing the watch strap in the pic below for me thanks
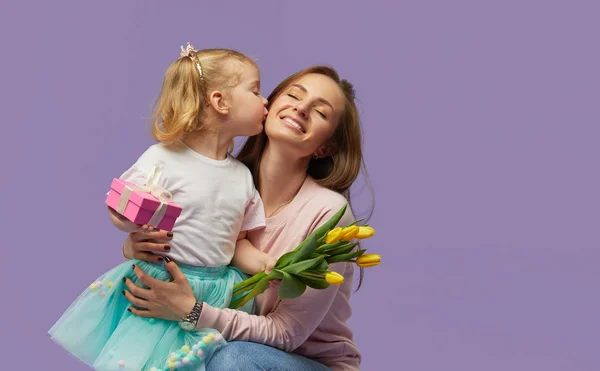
[183,300,203,326]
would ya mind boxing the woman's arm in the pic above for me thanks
[199,204,357,351]
[125,258,350,352]
[197,261,350,352]
[124,203,355,351]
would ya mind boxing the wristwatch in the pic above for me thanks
[179,300,203,331]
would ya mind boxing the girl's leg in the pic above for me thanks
[205,341,331,371]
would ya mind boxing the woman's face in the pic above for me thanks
[264,73,346,158]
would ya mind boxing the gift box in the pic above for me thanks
[105,178,182,231]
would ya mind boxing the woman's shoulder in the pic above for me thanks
[303,176,347,205]
[299,177,354,226]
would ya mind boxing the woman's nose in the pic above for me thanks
[293,104,309,119]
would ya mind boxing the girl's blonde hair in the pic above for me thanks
[151,48,257,144]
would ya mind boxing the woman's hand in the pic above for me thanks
[122,229,173,263]
[123,257,197,322]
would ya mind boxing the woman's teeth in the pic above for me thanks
[284,117,304,133]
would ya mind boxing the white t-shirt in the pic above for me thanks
[119,142,265,267]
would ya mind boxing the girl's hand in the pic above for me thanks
[265,256,280,289]
[122,229,173,263]
[123,258,197,321]
[264,255,277,274]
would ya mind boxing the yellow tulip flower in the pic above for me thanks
[325,271,345,285]
[341,226,360,241]
[356,226,375,239]
[356,254,381,268]
[325,227,344,244]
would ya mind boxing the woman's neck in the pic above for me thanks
[182,128,232,161]
[258,142,309,217]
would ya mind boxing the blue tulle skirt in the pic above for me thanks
[48,259,254,371]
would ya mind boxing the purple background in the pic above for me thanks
[1,1,599,370]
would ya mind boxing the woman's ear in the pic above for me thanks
[209,90,230,115]
[315,140,338,158]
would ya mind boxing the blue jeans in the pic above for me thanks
[205,341,332,371]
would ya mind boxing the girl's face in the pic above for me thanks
[227,62,269,137]
[264,73,345,158]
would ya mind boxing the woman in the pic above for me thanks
[123,65,371,371]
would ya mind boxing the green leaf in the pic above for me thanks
[292,236,312,253]
[326,249,367,264]
[283,256,325,275]
[313,203,348,242]
[232,282,255,297]
[278,272,307,299]
[327,242,359,257]
[230,276,270,309]
[279,203,348,266]
[290,233,318,264]
[297,274,331,290]
[315,240,347,253]
[274,251,297,269]
[346,218,365,227]
[232,271,266,295]
[269,270,284,280]
[312,259,330,272]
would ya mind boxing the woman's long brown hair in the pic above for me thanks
[237,66,375,291]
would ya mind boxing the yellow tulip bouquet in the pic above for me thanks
[229,203,380,309]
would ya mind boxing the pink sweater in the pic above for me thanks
[197,176,361,370]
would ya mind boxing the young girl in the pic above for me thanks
[120,65,368,371]
[48,43,274,371]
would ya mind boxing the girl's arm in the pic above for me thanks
[231,231,276,275]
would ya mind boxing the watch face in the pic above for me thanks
[179,321,195,331]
